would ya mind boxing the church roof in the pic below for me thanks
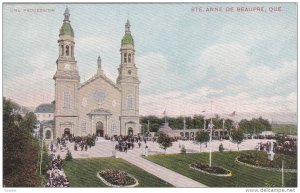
[35,103,55,113]
[59,7,74,37]
[79,71,121,91]
[158,122,173,132]
[60,22,74,37]
[121,19,134,46]
[122,33,134,45]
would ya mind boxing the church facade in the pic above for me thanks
[53,8,140,138]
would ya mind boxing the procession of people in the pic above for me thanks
[45,154,69,187]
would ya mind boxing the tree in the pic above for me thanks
[239,117,271,134]
[3,97,42,187]
[139,115,163,132]
[224,119,234,130]
[195,131,210,152]
[230,129,244,151]
[41,142,51,175]
[157,132,173,153]
[193,115,205,129]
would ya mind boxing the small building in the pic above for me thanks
[157,123,181,138]
[260,131,275,136]
[35,103,55,122]
[34,103,55,141]
[157,124,229,140]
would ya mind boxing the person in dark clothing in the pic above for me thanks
[138,142,141,148]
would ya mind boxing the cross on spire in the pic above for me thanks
[97,56,103,74]
[64,6,70,22]
[125,19,131,34]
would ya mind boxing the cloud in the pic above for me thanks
[137,52,174,93]
[140,86,297,117]
[199,42,249,81]
[246,60,296,86]
[76,36,120,54]
[3,52,55,107]
[140,86,224,116]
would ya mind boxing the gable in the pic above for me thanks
[79,72,120,91]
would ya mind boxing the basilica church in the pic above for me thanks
[53,8,140,138]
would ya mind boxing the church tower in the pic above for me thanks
[53,7,80,138]
[117,20,140,135]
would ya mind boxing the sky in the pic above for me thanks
[2,3,297,118]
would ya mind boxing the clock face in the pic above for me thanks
[112,100,117,108]
[93,89,107,103]
[82,97,87,107]
[64,63,70,70]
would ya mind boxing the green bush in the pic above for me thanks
[238,151,297,169]
[65,150,73,161]
[219,143,224,152]
[181,145,186,154]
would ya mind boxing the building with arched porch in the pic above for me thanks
[53,8,140,139]
[155,128,230,140]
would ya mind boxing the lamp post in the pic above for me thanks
[147,120,150,134]
[282,160,284,187]
[209,101,213,168]
[39,139,44,175]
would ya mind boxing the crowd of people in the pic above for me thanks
[258,136,297,155]
[112,135,156,152]
[49,135,97,153]
[45,154,70,187]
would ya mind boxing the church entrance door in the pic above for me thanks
[128,127,133,136]
[64,128,71,139]
[96,121,104,137]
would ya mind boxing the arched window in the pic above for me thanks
[127,95,133,110]
[61,45,64,56]
[66,45,69,56]
[71,46,74,57]
[124,53,127,63]
[63,92,70,109]
[128,54,131,63]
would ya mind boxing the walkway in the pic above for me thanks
[53,139,269,187]
[119,152,207,187]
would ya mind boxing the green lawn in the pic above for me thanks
[272,124,297,135]
[145,151,297,187]
[63,157,173,187]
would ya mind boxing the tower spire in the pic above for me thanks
[125,19,131,34]
[97,56,103,73]
[64,6,70,22]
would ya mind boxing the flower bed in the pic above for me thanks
[190,163,232,177]
[237,151,297,170]
[97,169,138,187]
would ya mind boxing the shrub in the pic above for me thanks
[99,169,136,186]
[190,162,231,175]
[219,143,224,152]
[157,132,172,152]
[181,145,186,154]
[65,150,73,161]
[238,151,297,169]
